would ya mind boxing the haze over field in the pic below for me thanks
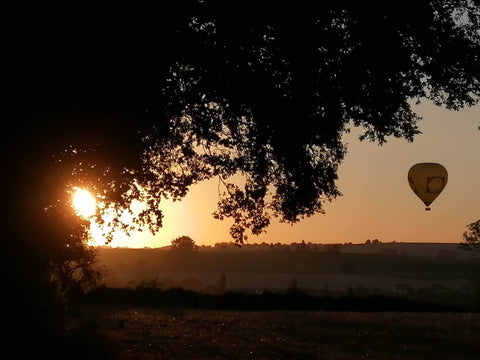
[93,242,479,311]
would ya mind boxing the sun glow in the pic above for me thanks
[86,197,184,248]
[72,188,97,218]
[70,183,210,248]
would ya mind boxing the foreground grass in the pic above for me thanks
[79,308,480,360]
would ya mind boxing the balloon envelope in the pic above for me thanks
[408,163,448,210]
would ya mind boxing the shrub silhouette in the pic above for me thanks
[171,236,198,252]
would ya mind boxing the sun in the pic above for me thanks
[70,186,187,248]
[72,188,97,218]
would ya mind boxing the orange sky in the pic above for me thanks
[90,100,479,248]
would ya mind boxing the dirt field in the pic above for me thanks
[86,308,480,360]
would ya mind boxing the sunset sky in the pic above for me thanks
[90,100,479,248]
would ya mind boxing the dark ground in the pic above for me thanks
[69,307,480,360]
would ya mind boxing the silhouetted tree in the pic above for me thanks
[460,220,480,305]
[171,235,198,251]
[287,278,299,294]
[460,220,480,254]
[300,240,308,252]
[460,220,480,308]
[6,1,480,248]
[3,2,480,356]
[324,244,341,254]
[218,273,227,293]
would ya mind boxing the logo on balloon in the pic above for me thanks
[426,177,445,194]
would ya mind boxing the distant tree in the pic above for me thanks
[171,236,198,251]
[324,244,341,254]
[136,276,163,290]
[365,239,372,245]
[460,220,480,254]
[300,240,308,252]
[323,283,331,297]
[218,273,227,293]
[215,243,227,252]
[287,278,299,294]
[460,220,480,305]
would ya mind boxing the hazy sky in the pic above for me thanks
[91,100,479,248]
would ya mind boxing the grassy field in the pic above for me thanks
[97,248,478,293]
[74,307,480,360]
[95,247,479,310]
[75,246,480,359]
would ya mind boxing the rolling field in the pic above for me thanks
[84,308,480,360]
[97,247,478,292]
[95,247,479,310]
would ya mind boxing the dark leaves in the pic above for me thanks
[6,1,480,246]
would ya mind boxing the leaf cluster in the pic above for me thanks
[5,1,480,246]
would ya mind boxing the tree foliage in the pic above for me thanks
[460,220,480,253]
[3,1,480,330]
[5,1,480,246]
[171,236,198,251]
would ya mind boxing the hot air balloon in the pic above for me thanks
[408,163,448,211]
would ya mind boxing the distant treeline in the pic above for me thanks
[97,241,472,258]
[150,240,470,256]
